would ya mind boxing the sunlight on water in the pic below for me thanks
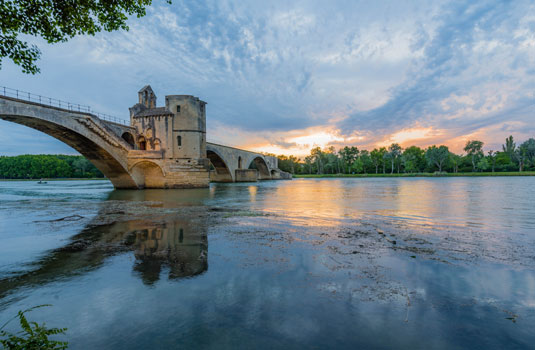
[0,178,534,349]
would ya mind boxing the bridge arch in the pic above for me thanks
[122,132,135,148]
[130,161,165,189]
[248,156,271,180]
[207,150,233,182]
[0,97,139,188]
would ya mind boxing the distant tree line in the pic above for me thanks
[0,155,104,179]
[275,135,535,175]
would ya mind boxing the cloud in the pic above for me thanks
[337,1,535,141]
[0,0,534,156]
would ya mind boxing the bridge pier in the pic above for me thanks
[235,169,258,182]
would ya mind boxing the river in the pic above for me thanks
[0,178,534,349]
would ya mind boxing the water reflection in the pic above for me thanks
[0,196,208,301]
[1,179,535,349]
[131,221,207,285]
[107,187,213,207]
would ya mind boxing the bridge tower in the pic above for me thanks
[127,85,210,188]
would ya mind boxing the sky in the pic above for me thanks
[0,0,534,157]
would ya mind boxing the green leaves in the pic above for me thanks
[0,304,68,350]
[464,140,484,171]
[425,145,450,172]
[0,155,104,179]
[1,0,171,74]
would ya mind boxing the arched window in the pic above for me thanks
[238,156,242,168]
[121,132,135,148]
[138,136,147,150]
[177,135,182,147]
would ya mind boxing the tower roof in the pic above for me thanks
[138,85,154,94]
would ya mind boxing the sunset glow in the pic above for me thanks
[0,1,533,159]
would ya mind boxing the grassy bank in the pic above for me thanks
[295,171,535,178]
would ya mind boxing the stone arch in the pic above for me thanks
[0,104,138,188]
[249,156,271,180]
[207,150,233,182]
[121,132,135,148]
[130,161,165,189]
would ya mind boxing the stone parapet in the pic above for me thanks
[128,150,164,159]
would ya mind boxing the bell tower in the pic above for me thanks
[138,85,156,108]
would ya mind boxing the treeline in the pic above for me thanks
[0,155,104,179]
[275,135,535,175]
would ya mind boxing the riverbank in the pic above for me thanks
[295,171,535,178]
[0,178,107,181]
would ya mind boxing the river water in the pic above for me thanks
[0,178,534,349]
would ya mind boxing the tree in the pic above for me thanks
[464,140,484,171]
[402,146,425,173]
[72,157,89,176]
[277,155,299,174]
[1,0,170,74]
[385,143,402,174]
[487,150,497,172]
[324,146,339,174]
[0,155,105,179]
[449,153,461,173]
[339,146,359,174]
[515,139,535,172]
[310,147,324,174]
[359,150,373,174]
[351,157,364,174]
[370,148,386,174]
[425,145,449,172]
[502,135,516,162]
[304,156,314,174]
[514,147,526,172]
[520,138,535,166]
[477,157,489,172]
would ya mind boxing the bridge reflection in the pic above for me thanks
[0,203,208,300]
[130,221,207,285]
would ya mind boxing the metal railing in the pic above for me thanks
[1,86,129,126]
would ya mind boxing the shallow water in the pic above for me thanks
[0,178,534,349]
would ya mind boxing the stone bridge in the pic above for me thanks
[0,86,291,189]
[207,143,282,182]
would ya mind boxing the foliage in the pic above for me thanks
[0,0,170,74]
[276,154,299,174]
[275,134,535,176]
[0,155,104,179]
[370,147,387,174]
[487,150,497,172]
[402,146,425,173]
[383,143,402,174]
[464,140,484,171]
[0,305,68,349]
[338,146,359,174]
[295,171,535,178]
[425,145,449,172]
[502,135,516,159]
